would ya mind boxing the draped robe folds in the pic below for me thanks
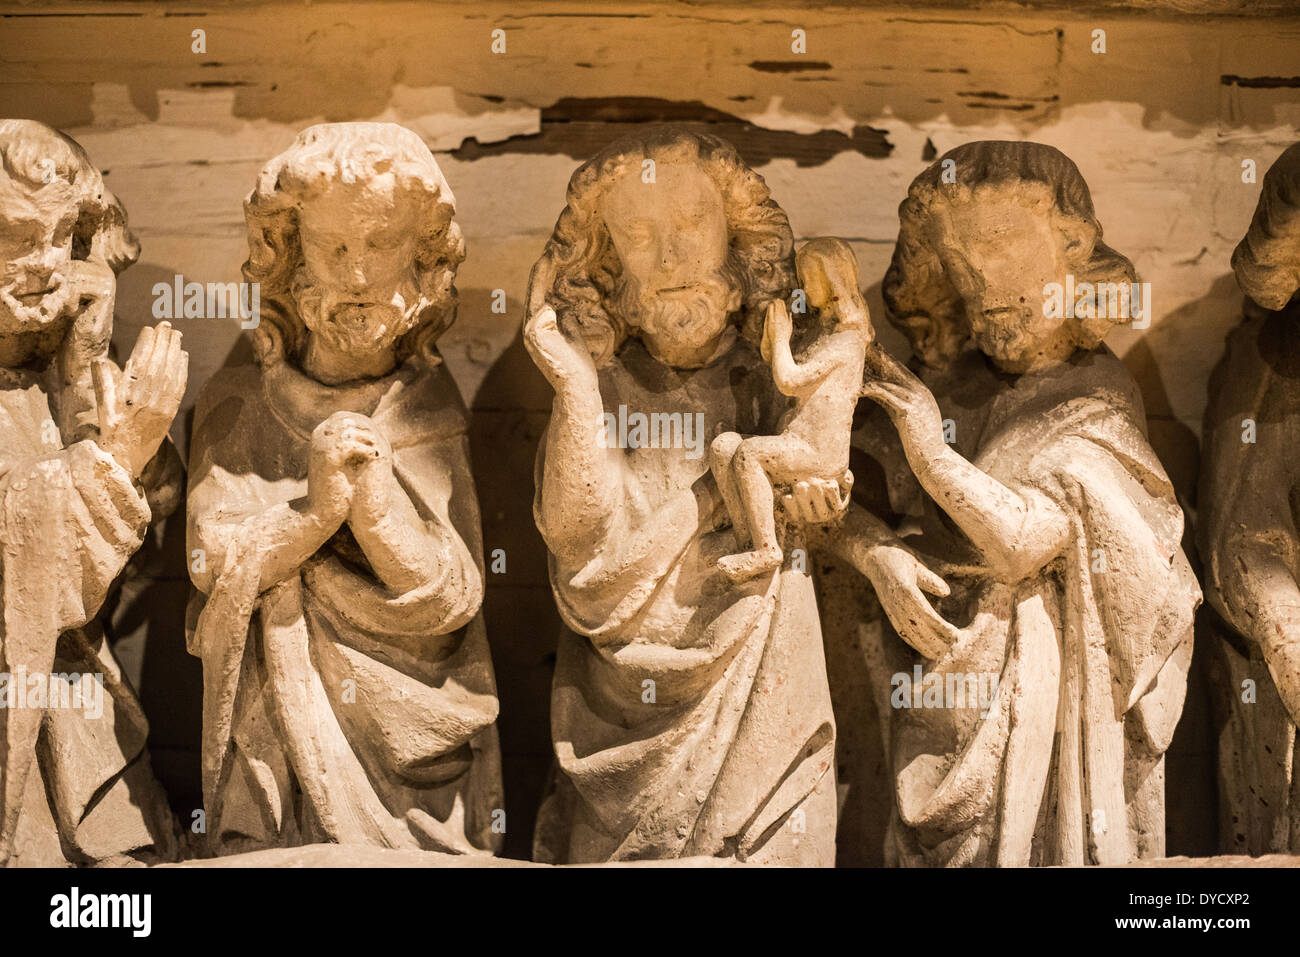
[0,366,178,866]
[1199,305,1300,853]
[532,335,838,866]
[186,354,502,855]
[871,347,1198,867]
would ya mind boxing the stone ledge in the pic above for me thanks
[158,845,1300,868]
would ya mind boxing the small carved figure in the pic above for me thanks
[711,238,872,582]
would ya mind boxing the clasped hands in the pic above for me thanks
[306,411,395,531]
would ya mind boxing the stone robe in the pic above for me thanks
[1199,303,1300,854]
[532,334,837,865]
[0,365,177,866]
[870,347,1198,866]
[187,353,502,855]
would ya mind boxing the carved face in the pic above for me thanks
[602,162,741,368]
[0,187,76,333]
[294,178,423,359]
[936,200,1081,371]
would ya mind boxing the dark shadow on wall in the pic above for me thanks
[1122,273,1240,858]
[123,330,255,836]
[466,324,563,862]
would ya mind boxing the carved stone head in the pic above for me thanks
[883,140,1136,373]
[242,122,464,378]
[530,125,794,369]
[0,119,138,361]
[1233,141,1300,311]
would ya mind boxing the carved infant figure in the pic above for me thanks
[0,120,184,866]
[1199,141,1300,854]
[186,123,502,855]
[525,126,847,865]
[711,238,872,583]
[833,141,1199,866]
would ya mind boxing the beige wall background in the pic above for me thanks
[2,0,1298,861]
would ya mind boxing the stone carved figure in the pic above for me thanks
[836,141,1199,865]
[1200,141,1300,854]
[711,238,871,583]
[524,126,845,865]
[186,123,502,855]
[0,120,184,866]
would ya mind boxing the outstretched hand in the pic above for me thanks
[860,346,945,457]
[94,322,187,479]
[861,540,959,660]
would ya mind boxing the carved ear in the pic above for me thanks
[1058,216,1096,265]
[80,185,140,274]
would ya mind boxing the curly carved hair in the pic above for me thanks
[526,125,795,366]
[0,118,139,274]
[882,140,1137,369]
[1233,142,1300,310]
[242,122,465,367]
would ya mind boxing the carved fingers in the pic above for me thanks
[860,354,944,454]
[783,472,853,525]
[524,305,597,390]
[94,321,188,478]
[308,412,389,525]
[867,543,959,660]
[60,258,117,305]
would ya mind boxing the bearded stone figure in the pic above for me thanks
[1199,142,1300,855]
[186,123,502,856]
[836,141,1199,866]
[524,126,848,866]
[0,120,184,866]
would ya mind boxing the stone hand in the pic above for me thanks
[308,411,384,525]
[862,541,958,660]
[93,321,187,479]
[61,258,116,308]
[782,472,853,525]
[861,346,944,458]
[349,427,398,528]
[524,305,598,392]
[761,298,793,364]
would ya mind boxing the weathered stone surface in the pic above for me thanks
[824,141,1201,866]
[186,123,503,857]
[0,119,184,867]
[2,3,1296,862]
[161,843,747,868]
[524,126,841,865]
[1199,141,1300,856]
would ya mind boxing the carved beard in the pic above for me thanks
[0,268,75,337]
[610,255,745,368]
[291,266,428,358]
